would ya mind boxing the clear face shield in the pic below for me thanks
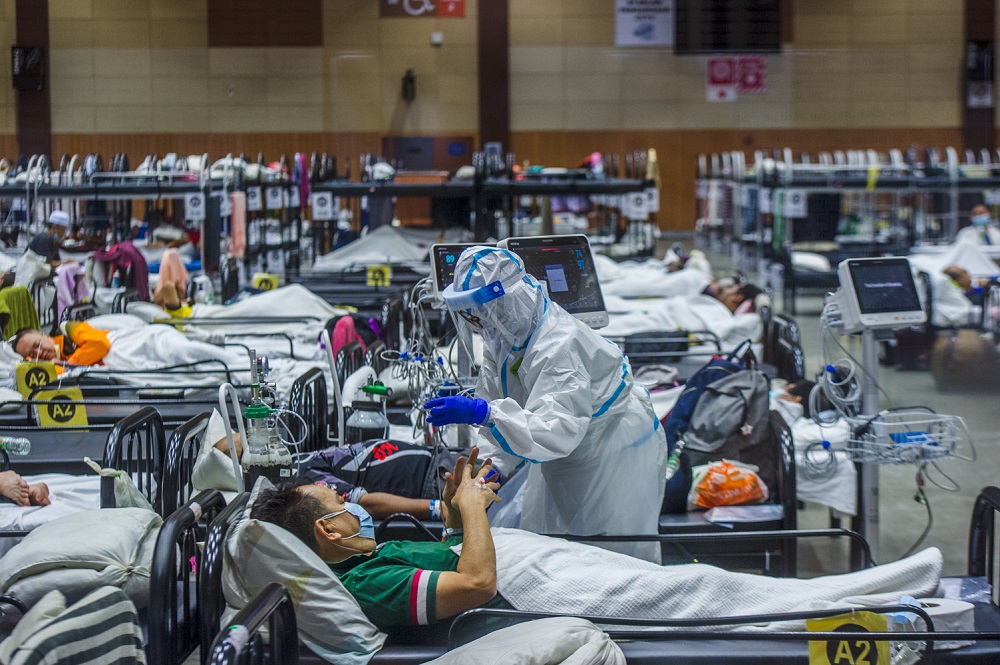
[441,278,509,363]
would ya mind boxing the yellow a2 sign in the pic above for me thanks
[35,387,89,428]
[16,361,56,399]
[808,612,889,665]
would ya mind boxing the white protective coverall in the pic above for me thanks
[445,247,667,562]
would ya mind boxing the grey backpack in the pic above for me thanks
[683,369,775,491]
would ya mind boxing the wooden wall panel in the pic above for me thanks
[208,0,322,47]
[513,128,964,231]
[0,135,19,160]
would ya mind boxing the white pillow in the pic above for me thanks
[191,409,240,493]
[85,314,148,332]
[122,301,165,323]
[222,479,385,665]
[425,617,625,665]
[0,508,161,608]
[790,251,832,273]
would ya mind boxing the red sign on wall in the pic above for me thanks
[438,0,465,17]
[706,57,737,102]
[380,0,464,18]
[737,55,767,95]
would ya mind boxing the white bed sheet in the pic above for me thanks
[595,253,713,299]
[0,474,101,557]
[601,294,763,350]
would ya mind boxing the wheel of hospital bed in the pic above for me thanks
[101,406,167,515]
[161,411,211,517]
[206,584,299,665]
[148,489,227,665]
[658,411,797,576]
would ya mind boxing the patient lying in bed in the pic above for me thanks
[251,449,942,634]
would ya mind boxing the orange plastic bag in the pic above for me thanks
[688,459,769,510]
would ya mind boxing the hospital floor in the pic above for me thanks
[688,240,1000,577]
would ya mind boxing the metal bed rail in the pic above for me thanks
[101,405,166,514]
[161,411,211,517]
[206,584,299,665]
[448,605,941,650]
[149,489,228,665]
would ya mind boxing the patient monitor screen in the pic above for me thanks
[503,235,607,318]
[848,259,922,315]
[431,244,478,294]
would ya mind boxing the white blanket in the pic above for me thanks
[0,474,101,558]
[595,253,713,299]
[102,325,330,400]
[188,284,346,346]
[601,294,762,350]
[493,528,941,626]
[312,226,436,272]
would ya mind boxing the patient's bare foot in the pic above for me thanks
[28,483,50,507]
[0,471,29,506]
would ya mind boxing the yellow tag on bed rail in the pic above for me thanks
[16,361,56,399]
[253,272,279,291]
[808,611,889,665]
[35,387,89,428]
[367,264,392,287]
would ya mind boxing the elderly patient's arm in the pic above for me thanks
[434,449,501,620]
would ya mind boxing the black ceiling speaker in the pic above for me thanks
[12,46,44,91]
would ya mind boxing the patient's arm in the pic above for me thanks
[63,321,111,366]
[435,449,501,620]
[358,493,431,520]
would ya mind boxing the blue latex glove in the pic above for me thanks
[424,396,490,426]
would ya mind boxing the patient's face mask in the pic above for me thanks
[972,214,991,227]
[321,502,376,547]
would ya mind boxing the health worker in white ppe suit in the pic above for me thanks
[424,246,667,563]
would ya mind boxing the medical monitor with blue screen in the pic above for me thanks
[431,243,479,296]
[500,235,609,329]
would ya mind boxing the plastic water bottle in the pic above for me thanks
[664,440,685,481]
[0,436,31,455]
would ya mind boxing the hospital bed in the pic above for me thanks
[656,411,799,576]
[207,583,297,665]
[0,382,225,476]
[778,242,909,315]
[287,367,330,454]
[197,486,1000,664]
[101,406,213,518]
[28,276,57,335]
[0,489,229,665]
